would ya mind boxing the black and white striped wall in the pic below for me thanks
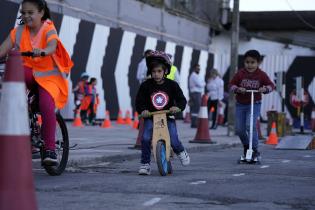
[1,0,314,123]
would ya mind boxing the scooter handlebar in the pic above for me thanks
[245,90,259,93]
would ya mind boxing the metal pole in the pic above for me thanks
[227,0,240,136]
[282,72,286,113]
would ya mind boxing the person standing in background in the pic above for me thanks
[206,69,224,129]
[188,64,205,128]
[136,49,153,84]
[166,53,180,84]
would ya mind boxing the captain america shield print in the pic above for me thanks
[151,91,169,110]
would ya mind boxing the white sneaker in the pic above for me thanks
[138,163,151,175]
[177,150,190,166]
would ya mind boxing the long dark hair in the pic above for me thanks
[19,0,51,24]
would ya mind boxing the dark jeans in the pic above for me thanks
[207,99,218,127]
[141,118,185,164]
[189,92,201,127]
[235,102,261,150]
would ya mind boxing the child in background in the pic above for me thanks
[135,50,190,175]
[80,77,98,125]
[73,72,89,118]
[229,49,275,162]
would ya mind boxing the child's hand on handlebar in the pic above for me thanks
[236,87,246,94]
[169,106,180,114]
[141,110,150,118]
[32,48,43,57]
[258,86,267,93]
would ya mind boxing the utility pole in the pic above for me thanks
[227,0,240,136]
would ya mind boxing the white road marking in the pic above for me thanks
[233,173,245,177]
[303,155,312,158]
[282,160,291,163]
[143,198,161,206]
[260,165,270,169]
[190,180,206,185]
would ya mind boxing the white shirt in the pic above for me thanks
[206,76,224,100]
[189,71,205,93]
[136,58,148,83]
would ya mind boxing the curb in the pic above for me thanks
[67,142,242,167]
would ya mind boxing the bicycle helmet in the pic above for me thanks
[80,72,89,79]
[146,50,172,75]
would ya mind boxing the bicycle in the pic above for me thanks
[21,51,70,175]
[141,110,176,176]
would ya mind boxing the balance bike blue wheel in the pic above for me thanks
[156,140,168,176]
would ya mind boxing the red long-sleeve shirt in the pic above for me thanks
[229,68,275,104]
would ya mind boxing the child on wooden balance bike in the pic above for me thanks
[135,50,190,175]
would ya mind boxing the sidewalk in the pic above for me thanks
[67,121,263,166]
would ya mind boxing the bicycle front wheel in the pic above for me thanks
[156,140,169,176]
[43,113,69,176]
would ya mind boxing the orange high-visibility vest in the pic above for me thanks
[10,20,73,109]
[80,84,99,111]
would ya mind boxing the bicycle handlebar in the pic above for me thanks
[21,51,46,57]
[139,109,181,118]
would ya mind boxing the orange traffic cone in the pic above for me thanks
[37,114,42,126]
[132,112,139,129]
[124,110,133,125]
[116,110,125,124]
[130,118,144,149]
[190,94,214,144]
[183,112,191,123]
[265,121,278,145]
[311,108,315,132]
[72,109,84,127]
[0,50,37,210]
[101,110,112,128]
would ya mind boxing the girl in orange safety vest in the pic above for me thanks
[80,77,99,125]
[0,0,73,165]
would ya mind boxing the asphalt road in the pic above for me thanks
[34,144,315,210]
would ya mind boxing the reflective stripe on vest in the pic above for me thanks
[33,68,67,79]
[166,65,177,80]
[46,29,57,40]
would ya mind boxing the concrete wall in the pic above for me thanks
[2,0,315,124]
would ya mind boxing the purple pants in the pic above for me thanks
[24,67,56,151]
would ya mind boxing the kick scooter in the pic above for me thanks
[238,90,261,164]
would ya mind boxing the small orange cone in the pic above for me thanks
[311,108,315,132]
[132,112,139,129]
[0,50,38,210]
[37,114,42,126]
[265,121,278,145]
[124,110,133,125]
[183,112,191,123]
[190,94,214,144]
[72,109,84,127]
[101,110,112,128]
[116,110,125,124]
